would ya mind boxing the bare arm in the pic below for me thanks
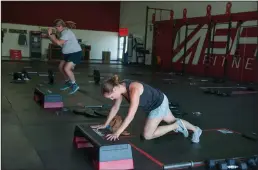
[115,84,141,135]
[104,95,123,127]
[49,34,66,46]
[48,35,58,46]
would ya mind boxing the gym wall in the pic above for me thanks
[1,23,119,60]
[119,1,257,65]
[1,1,120,60]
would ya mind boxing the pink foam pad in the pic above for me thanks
[99,159,134,170]
[74,137,88,143]
[77,142,93,149]
[44,102,63,108]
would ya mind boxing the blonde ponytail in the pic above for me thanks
[54,19,76,29]
[101,74,120,94]
[112,75,119,84]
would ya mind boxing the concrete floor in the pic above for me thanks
[2,61,258,170]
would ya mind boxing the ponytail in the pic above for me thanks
[101,75,120,94]
[111,74,119,84]
[54,19,76,29]
[65,21,76,29]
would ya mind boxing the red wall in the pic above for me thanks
[154,11,258,83]
[1,1,120,32]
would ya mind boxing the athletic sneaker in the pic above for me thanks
[192,127,202,143]
[60,81,72,91]
[69,83,79,95]
[176,119,189,138]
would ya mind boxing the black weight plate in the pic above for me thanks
[239,162,248,170]
[207,160,216,168]
[94,109,109,117]
[73,108,100,118]
[219,162,228,170]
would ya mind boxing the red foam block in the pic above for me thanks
[76,142,93,149]
[74,137,87,143]
[98,159,134,170]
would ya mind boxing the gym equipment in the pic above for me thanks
[216,90,231,97]
[159,129,258,170]
[73,108,106,118]
[189,78,209,86]
[79,104,129,109]
[203,88,217,94]
[11,72,26,83]
[200,86,254,90]
[247,155,258,169]
[93,69,101,84]
[181,8,188,76]
[163,79,178,84]
[192,112,202,116]
[218,160,248,170]
[34,84,63,109]
[222,2,232,82]
[207,159,248,170]
[133,38,150,65]
[201,87,257,97]
[144,6,174,67]
[242,133,257,141]
[204,5,213,77]
[79,101,179,110]
[11,69,31,83]
[152,3,258,83]
[30,31,42,59]
[48,69,54,85]
[88,69,105,84]
[92,106,185,117]
[73,124,134,170]
[207,160,216,169]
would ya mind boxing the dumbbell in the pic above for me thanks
[203,88,216,94]
[21,69,31,80]
[169,102,179,109]
[207,160,216,170]
[219,160,248,170]
[13,72,24,81]
[48,69,54,85]
[247,156,258,169]
[93,69,100,84]
[217,91,230,97]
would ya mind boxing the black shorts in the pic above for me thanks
[63,51,82,65]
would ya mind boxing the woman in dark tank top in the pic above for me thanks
[92,75,202,143]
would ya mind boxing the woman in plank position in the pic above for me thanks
[93,75,202,142]
[48,19,82,94]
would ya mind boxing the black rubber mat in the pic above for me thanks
[1,125,44,170]
[127,129,258,168]
[2,61,258,170]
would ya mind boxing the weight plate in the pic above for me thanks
[219,162,228,170]
[73,108,100,118]
[94,109,109,117]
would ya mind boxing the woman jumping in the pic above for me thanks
[93,75,202,143]
[48,19,82,94]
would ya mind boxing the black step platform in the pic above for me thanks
[73,124,134,170]
[34,83,63,109]
[73,125,258,170]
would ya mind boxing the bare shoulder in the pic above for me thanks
[129,82,143,94]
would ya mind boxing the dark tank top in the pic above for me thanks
[122,79,164,112]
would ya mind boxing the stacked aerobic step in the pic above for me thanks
[34,84,63,109]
